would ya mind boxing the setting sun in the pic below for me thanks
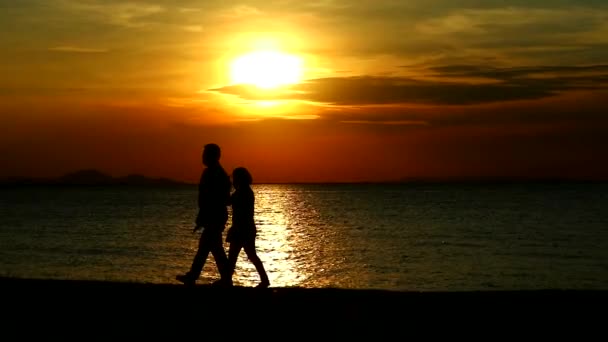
[230,50,303,89]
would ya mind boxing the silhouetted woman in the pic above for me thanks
[226,167,270,288]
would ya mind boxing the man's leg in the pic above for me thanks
[177,231,212,285]
[207,228,231,285]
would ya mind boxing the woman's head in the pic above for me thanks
[232,167,252,188]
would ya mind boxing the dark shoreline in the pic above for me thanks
[2,276,606,335]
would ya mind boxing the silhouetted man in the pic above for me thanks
[177,143,232,286]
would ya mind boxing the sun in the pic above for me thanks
[230,50,303,89]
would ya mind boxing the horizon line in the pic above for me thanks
[1,169,608,184]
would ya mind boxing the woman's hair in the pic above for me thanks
[232,167,253,186]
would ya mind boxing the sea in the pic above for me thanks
[1,183,607,291]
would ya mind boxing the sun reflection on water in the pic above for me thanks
[229,186,310,287]
[191,184,350,288]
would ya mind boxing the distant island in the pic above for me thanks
[1,170,605,187]
[0,169,194,187]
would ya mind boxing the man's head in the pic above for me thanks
[202,143,221,166]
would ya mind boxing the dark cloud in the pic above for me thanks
[297,90,608,129]
[429,64,608,80]
[210,64,608,106]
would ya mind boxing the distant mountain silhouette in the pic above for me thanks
[393,176,606,184]
[1,169,192,187]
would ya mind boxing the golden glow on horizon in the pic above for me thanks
[230,50,303,89]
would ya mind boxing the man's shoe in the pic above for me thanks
[176,274,196,286]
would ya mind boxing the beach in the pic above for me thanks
[2,276,606,337]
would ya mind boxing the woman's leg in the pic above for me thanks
[243,240,270,287]
[227,241,243,279]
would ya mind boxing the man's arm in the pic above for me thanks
[194,170,208,232]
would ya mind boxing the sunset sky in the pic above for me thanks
[1,0,608,183]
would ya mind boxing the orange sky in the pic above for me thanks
[1,1,608,183]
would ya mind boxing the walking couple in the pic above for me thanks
[176,143,270,288]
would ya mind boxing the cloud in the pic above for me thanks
[341,120,430,126]
[428,64,608,80]
[58,0,164,28]
[48,46,108,53]
[209,64,608,106]
[217,5,262,19]
[181,25,203,32]
[250,3,608,66]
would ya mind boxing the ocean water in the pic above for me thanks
[1,183,607,291]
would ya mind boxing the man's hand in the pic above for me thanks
[193,225,202,233]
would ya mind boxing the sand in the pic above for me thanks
[1,276,605,337]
